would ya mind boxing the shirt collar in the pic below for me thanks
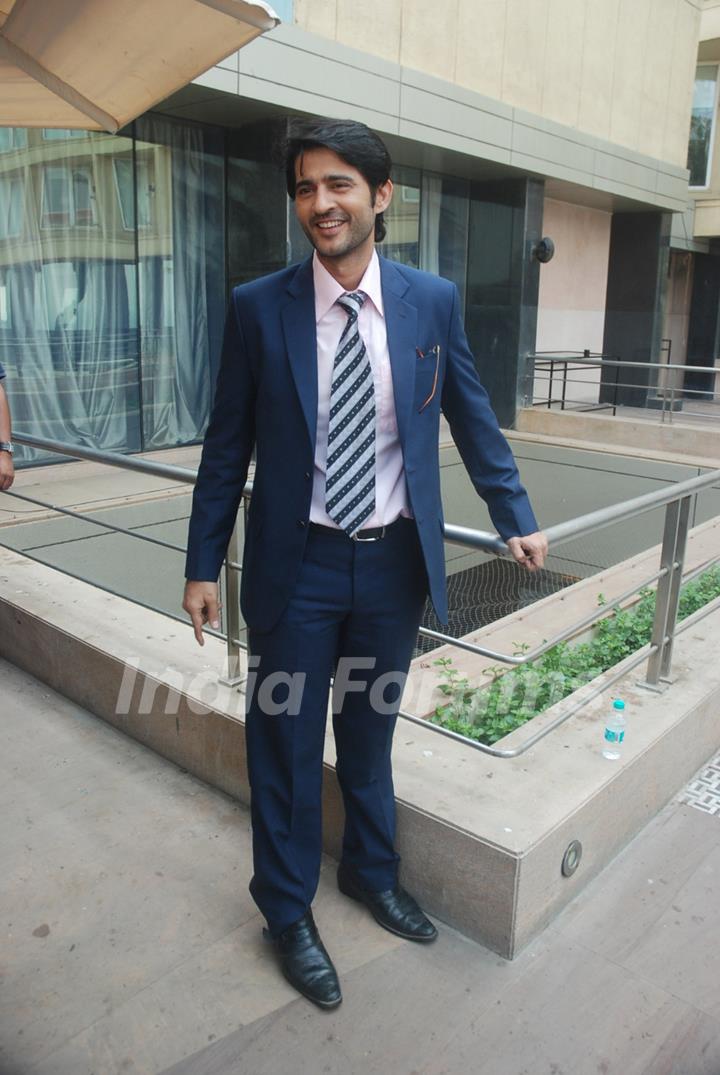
[312,249,384,323]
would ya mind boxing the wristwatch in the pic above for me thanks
[0,441,14,454]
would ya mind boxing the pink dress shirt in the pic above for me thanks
[310,250,411,529]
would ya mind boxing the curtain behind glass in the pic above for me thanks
[135,116,223,449]
[228,151,287,287]
[378,166,420,267]
[0,129,141,463]
[423,173,469,315]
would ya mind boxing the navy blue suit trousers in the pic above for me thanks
[246,519,427,935]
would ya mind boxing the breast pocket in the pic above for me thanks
[415,345,442,413]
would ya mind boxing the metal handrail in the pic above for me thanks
[531,353,720,376]
[529,352,720,426]
[4,432,720,756]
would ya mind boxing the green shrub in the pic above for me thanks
[432,564,720,745]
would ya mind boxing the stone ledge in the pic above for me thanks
[516,408,720,464]
[1,547,719,958]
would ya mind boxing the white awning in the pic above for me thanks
[0,0,279,133]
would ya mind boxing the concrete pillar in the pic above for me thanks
[685,252,720,399]
[464,177,543,429]
[601,211,671,407]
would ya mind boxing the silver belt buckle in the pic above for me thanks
[353,526,385,542]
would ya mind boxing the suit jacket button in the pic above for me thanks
[297,519,306,528]
[304,472,311,480]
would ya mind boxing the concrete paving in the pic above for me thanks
[2,656,720,1075]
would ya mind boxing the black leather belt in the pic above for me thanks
[309,518,404,543]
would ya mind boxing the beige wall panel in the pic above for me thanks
[536,198,611,353]
[535,309,606,355]
[399,0,459,83]
[454,0,507,101]
[293,0,698,168]
[577,0,619,142]
[294,0,337,38]
[636,0,677,161]
[663,0,702,166]
[609,0,651,151]
[700,0,720,42]
[501,0,548,114]
[694,199,720,235]
[336,0,401,65]
[541,0,585,130]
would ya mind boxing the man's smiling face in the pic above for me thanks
[293,146,392,267]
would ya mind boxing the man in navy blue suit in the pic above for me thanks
[184,118,547,1009]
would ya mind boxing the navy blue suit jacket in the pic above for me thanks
[185,255,538,632]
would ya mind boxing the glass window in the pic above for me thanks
[113,158,134,229]
[0,128,28,152]
[72,168,95,225]
[0,270,9,326]
[135,114,225,449]
[228,151,288,284]
[1,128,143,458]
[41,164,96,227]
[41,165,71,227]
[688,65,718,188]
[0,176,24,239]
[113,156,153,230]
[419,172,469,313]
[42,129,88,141]
[379,165,420,267]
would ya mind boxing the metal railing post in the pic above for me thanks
[645,495,691,687]
[219,512,244,687]
[561,361,568,410]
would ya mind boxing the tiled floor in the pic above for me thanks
[679,756,720,816]
[2,657,719,1075]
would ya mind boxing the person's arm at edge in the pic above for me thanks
[440,284,547,571]
[182,291,256,644]
[0,379,14,492]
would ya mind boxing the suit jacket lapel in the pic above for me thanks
[281,257,318,453]
[380,256,417,452]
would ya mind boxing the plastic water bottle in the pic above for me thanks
[602,699,626,760]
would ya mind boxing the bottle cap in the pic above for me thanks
[613,699,625,710]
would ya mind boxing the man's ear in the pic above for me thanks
[374,179,393,215]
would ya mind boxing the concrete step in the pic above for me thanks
[516,407,720,466]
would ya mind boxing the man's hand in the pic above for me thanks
[506,531,548,572]
[0,452,14,492]
[183,580,221,645]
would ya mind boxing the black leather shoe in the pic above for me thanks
[264,910,342,1009]
[337,864,438,942]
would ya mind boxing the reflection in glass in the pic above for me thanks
[420,173,469,312]
[135,115,224,449]
[379,165,420,267]
[688,65,718,188]
[41,164,97,227]
[0,176,24,239]
[113,157,153,230]
[227,147,287,286]
[42,129,89,141]
[0,116,479,464]
[0,128,28,151]
[0,128,142,460]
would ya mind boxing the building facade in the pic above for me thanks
[0,0,707,463]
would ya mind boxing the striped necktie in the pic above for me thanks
[325,291,376,536]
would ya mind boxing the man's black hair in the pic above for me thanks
[283,117,392,243]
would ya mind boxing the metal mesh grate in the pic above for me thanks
[415,559,578,656]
